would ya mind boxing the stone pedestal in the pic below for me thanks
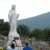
[7,31,22,46]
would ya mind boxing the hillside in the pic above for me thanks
[17,12,50,30]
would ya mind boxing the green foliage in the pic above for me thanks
[31,29,42,40]
[17,24,30,36]
[31,28,50,41]
[42,28,50,41]
[0,22,10,36]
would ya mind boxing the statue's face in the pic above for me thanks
[12,5,16,10]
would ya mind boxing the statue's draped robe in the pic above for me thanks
[8,9,17,32]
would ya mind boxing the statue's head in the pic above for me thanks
[12,5,16,10]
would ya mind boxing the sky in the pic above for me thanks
[0,0,50,21]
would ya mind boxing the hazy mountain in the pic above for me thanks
[17,12,50,30]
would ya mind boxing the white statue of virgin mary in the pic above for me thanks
[8,5,20,37]
[7,5,22,49]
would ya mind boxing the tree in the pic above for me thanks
[0,22,3,32]
[28,31,34,38]
[43,28,50,41]
[17,24,30,36]
[1,22,10,36]
[32,29,42,40]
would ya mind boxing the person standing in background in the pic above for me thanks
[23,42,32,50]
